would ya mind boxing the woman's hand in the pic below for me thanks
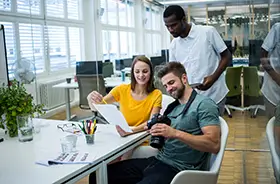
[87,91,104,104]
[116,125,134,137]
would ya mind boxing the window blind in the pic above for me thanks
[67,0,80,20]
[0,0,11,11]
[69,27,82,67]
[46,25,67,71]
[19,23,44,73]
[46,0,64,18]
[17,0,40,15]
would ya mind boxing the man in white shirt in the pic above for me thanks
[163,5,231,116]
[260,22,280,119]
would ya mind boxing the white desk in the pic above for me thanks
[53,77,130,120]
[105,77,130,87]
[53,82,79,120]
[0,118,149,184]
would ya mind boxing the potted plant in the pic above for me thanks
[0,80,44,137]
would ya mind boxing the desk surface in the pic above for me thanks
[0,118,149,184]
[53,77,131,89]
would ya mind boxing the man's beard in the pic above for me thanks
[170,82,185,99]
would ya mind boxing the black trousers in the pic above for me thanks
[89,156,179,184]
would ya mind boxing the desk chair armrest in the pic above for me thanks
[266,117,280,174]
[171,170,218,184]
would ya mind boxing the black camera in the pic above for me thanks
[147,113,171,149]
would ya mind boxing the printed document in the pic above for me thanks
[36,152,94,166]
[93,104,133,133]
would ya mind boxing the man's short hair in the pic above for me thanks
[157,62,186,79]
[163,5,185,20]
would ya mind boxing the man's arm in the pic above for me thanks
[174,98,221,154]
[149,124,220,154]
[261,48,280,86]
[210,26,232,82]
[175,125,221,154]
[212,49,232,82]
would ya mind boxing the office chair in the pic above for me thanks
[224,66,243,118]
[160,94,175,115]
[76,74,108,124]
[102,62,114,78]
[243,66,265,118]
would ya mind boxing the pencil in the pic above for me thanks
[78,124,86,134]
[102,98,107,104]
[90,119,97,134]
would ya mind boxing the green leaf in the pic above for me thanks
[17,107,22,112]
[12,111,17,116]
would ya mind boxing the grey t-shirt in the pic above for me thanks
[156,94,220,171]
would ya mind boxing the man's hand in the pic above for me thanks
[260,57,273,71]
[197,75,215,91]
[116,125,133,137]
[149,123,177,139]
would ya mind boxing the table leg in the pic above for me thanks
[241,68,244,109]
[65,88,71,120]
[103,161,108,184]
[96,162,106,184]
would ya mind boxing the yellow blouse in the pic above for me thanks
[110,84,162,127]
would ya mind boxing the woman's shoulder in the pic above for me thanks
[150,89,162,97]
[115,83,131,91]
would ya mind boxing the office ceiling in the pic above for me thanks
[157,0,279,7]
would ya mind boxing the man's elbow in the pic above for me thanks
[210,140,220,154]
[221,49,232,66]
[212,143,220,154]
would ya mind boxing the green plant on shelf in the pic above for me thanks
[0,80,45,137]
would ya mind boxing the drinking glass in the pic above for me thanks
[17,115,33,142]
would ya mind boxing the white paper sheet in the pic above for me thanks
[93,104,133,133]
[189,83,202,88]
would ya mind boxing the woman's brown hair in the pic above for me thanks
[130,56,155,93]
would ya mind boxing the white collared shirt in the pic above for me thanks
[169,23,228,103]
[261,23,280,106]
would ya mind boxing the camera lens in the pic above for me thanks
[150,136,164,149]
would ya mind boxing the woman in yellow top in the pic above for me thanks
[87,56,162,136]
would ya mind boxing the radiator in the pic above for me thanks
[38,79,74,110]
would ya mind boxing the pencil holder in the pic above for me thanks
[85,134,95,144]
